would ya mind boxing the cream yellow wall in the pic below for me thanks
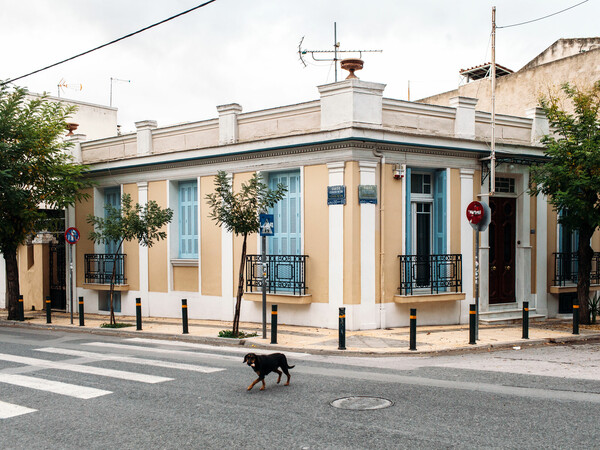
[232,172,257,296]
[593,229,600,252]
[122,184,140,291]
[17,242,49,311]
[344,161,361,305]
[382,163,403,303]
[530,195,537,294]
[304,164,329,303]
[76,188,95,287]
[148,181,168,293]
[173,266,199,292]
[200,176,222,296]
[450,169,461,255]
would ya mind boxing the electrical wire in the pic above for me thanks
[1,0,218,86]
[497,0,589,29]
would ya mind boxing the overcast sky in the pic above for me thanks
[2,0,598,133]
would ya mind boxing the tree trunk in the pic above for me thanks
[5,250,20,321]
[232,233,248,337]
[577,224,594,325]
[109,241,124,326]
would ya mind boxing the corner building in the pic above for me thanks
[69,76,600,330]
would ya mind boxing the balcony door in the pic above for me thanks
[268,171,301,256]
[104,187,121,255]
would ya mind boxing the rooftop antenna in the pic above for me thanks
[298,22,382,82]
[110,77,131,107]
[57,78,83,98]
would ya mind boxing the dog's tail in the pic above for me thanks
[288,364,295,369]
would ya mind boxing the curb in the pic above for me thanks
[2,319,600,357]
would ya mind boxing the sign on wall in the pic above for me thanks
[259,213,275,236]
[358,185,377,204]
[327,185,346,205]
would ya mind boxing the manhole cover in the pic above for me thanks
[330,396,393,410]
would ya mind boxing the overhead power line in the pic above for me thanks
[498,0,589,29]
[1,0,218,86]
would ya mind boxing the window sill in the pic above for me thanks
[83,283,130,291]
[244,292,312,304]
[549,284,600,294]
[171,259,199,267]
[394,292,465,304]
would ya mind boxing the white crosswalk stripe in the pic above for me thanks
[0,353,172,384]
[83,342,241,361]
[35,347,225,373]
[0,373,111,399]
[0,400,37,419]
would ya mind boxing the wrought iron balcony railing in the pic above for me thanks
[399,254,462,295]
[84,254,127,285]
[553,252,600,286]
[246,254,308,295]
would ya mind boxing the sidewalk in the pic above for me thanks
[2,309,599,356]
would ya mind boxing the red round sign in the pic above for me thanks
[466,201,484,225]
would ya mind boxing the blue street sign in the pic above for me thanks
[259,214,274,236]
[64,227,80,244]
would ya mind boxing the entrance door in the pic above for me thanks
[49,240,66,310]
[488,197,516,304]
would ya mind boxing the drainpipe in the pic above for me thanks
[373,148,385,329]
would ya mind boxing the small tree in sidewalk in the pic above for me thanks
[205,171,287,337]
[87,194,173,325]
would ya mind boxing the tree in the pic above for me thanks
[205,171,287,337]
[87,194,173,325]
[530,81,600,324]
[0,84,93,320]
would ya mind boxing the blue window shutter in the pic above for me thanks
[104,187,121,255]
[269,171,301,256]
[179,181,198,258]
[433,169,447,255]
[405,168,412,255]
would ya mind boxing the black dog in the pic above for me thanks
[243,353,295,391]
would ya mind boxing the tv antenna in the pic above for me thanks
[298,22,382,82]
[109,77,131,107]
[57,78,83,97]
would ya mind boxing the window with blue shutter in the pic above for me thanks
[268,171,301,255]
[104,187,121,255]
[179,181,198,259]
[433,169,447,255]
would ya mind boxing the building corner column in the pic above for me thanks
[359,161,378,329]
[138,182,150,316]
[328,162,345,328]
[460,169,475,323]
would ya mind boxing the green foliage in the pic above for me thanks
[218,329,258,339]
[530,81,600,232]
[205,171,287,236]
[0,83,93,255]
[100,322,134,328]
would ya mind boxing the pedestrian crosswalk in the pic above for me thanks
[0,339,229,419]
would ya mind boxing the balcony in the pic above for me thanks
[245,255,308,299]
[84,254,128,290]
[551,252,600,293]
[398,254,463,297]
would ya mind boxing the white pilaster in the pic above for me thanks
[479,181,490,312]
[460,169,475,323]
[221,174,234,318]
[359,161,377,329]
[526,107,549,144]
[328,162,345,328]
[138,182,150,316]
[449,96,478,139]
[135,120,157,156]
[217,104,242,145]
[536,192,548,316]
[516,171,532,305]
[66,133,86,163]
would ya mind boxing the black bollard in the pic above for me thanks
[522,301,529,339]
[338,307,346,350]
[573,303,580,335]
[45,296,52,324]
[270,304,278,344]
[78,296,85,326]
[409,308,417,351]
[182,299,189,334]
[18,295,24,321]
[469,304,477,345]
[136,297,142,331]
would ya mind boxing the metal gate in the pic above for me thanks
[49,240,66,310]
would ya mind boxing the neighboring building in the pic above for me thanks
[420,38,600,117]
[0,96,117,311]
[58,65,599,331]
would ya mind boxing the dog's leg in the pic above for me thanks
[247,378,261,391]
[282,368,291,386]
[275,369,282,384]
[259,379,266,391]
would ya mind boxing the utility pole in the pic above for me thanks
[298,23,382,82]
[490,6,497,195]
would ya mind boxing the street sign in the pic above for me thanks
[64,227,80,244]
[259,214,274,236]
[466,201,491,231]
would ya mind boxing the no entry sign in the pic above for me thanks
[466,201,490,231]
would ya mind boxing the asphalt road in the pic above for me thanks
[1,327,600,449]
